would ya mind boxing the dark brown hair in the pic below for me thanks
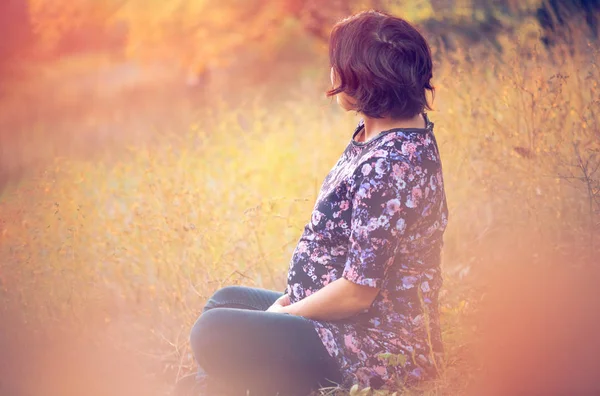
[327,10,434,119]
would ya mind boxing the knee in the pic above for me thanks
[203,285,245,312]
[190,309,225,365]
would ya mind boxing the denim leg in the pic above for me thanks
[203,286,283,313]
[192,286,284,390]
[190,307,342,396]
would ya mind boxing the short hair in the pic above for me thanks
[327,10,434,119]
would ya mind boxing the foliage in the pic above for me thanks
[0,1,31,62]
[21,0,555,68]
[1,8,599,396]
[27,0,126,54]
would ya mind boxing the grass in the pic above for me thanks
[0,34,599,395]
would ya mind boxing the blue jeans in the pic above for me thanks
[189,286,343,395]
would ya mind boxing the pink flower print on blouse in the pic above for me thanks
[287,115,448,390]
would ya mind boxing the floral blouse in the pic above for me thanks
[286,115,448,390]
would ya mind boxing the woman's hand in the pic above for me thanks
[266,294,290,313]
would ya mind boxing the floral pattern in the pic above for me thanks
[286,115,448,390]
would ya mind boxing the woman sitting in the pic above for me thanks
[180,10,448,396]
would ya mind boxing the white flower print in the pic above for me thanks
[361,163,372,176]
[287,117,447,390]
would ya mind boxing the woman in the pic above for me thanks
[180,10,448,396]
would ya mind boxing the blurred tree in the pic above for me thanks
[19,0,559,70]
[417,0,542,53]
[289,0,352,41]
[115,0,289,72]
[27,0,127,55]
[536,0,600,46]
[0,0,32,63]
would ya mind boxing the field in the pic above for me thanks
[1,31,599,395]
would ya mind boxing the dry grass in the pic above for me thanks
[0,35,598,395]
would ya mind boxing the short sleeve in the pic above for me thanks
[342,157,415,288]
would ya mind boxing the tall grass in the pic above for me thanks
[0,35,598,395]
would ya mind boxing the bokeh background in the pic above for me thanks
[1,1,599,395]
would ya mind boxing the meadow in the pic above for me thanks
[1,31,599,395]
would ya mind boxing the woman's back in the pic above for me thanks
[287,115,448,389]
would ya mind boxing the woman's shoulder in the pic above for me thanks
[351,130,441,183]
[379,128,441,163]
[351,147,408,187]
[354,132,423,165]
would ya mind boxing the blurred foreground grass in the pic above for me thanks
[0,38,599,395]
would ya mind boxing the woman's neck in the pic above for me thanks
[360,113,426,142]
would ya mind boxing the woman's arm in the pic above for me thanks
[274,278,379,321]
[271,157,417,321]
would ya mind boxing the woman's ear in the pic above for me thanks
[338,92,357,112]
[330,67,356,112]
